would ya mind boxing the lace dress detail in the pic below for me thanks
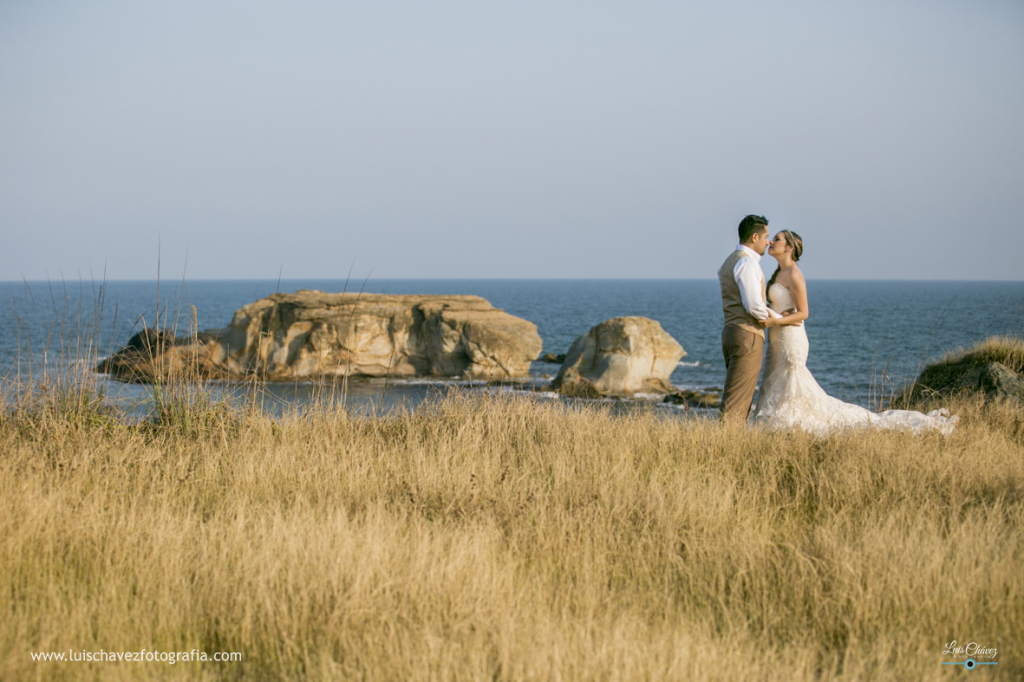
[751,283,957,436]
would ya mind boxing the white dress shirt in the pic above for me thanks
[718,244,782,320]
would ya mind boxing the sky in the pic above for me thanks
[1,0,1022,281]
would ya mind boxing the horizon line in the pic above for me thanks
[4,277,1024,284]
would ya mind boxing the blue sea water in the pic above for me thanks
[2,279,1022,414]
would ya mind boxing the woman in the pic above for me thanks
[752,231,957,435]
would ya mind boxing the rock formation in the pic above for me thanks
[978,362,1024,402]
[99,291,543,383]
[894,336,1024,408]
[551,317,685,398]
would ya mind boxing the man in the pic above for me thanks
[717,214,780,422]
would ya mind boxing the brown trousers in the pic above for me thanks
[720,325,764,422]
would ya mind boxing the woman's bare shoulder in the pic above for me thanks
[775,265,804,291]
[788,266,807,293]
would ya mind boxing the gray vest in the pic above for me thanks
[719,249,766,339]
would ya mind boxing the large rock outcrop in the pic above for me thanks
[98,291,542,383]
[883,336,1024,413]
[551,317,685,398]
[900,336,1024,405]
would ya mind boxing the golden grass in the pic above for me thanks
[2,388,1023,680]
[930,335,1024,373]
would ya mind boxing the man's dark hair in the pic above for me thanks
[738,214,769,243]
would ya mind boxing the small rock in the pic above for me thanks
[538,353,567,364]
[552,317,685,397]
[663,389,720,408]
[978,362,1024,401]
[123,328,174,354]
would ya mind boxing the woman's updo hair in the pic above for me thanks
[767,230,804,293]
[783,230,803,261]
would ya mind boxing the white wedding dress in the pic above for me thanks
[751,283,957,436]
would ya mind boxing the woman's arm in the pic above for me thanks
[764,270,809,327]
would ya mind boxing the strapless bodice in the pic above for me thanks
[768,282,795,313]
[768,282,803,329]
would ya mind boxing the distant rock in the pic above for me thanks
[122,328,172,353]
[97,328,220,383]
[538,353,566,364]
[551,317,685,398]
[98,291,542,383]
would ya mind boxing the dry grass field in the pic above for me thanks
[2,348,1023,680]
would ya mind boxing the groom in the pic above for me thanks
[718,214,776,422]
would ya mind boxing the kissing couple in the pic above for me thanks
[717,214,956,436]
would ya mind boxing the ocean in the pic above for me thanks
[2,279,1022,414]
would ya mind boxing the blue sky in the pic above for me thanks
[1,0,1022,280]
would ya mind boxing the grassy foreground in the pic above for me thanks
[1,385,1023,680]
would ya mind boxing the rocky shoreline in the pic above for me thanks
[899,336,1024,405]
[100,291,1022,412]
[97,291,723,406]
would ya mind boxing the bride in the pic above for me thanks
[752,230,957,436]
